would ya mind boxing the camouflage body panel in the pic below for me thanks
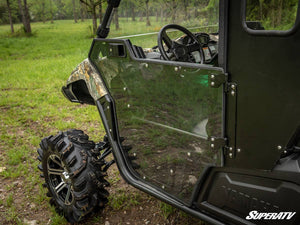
[67,58,107,100]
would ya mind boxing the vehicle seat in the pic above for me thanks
[132,45,146,58]
[128,40,162,60]
[144,51,162,60]
[133,45,162,60]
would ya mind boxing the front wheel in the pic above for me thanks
[37,129,109,223]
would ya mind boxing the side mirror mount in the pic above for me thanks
[97,0,121,38]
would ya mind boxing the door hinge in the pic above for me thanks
[225,82,237,96]
[209,137,239,159]
[224,146,242,159]
[209,73,227,88]
[209,136,227,149]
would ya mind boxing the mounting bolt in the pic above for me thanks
[170,169,174,174]
[231,84,236,90]
[229,153,233,158]
[107,106,110,109]
[211,144,215,148]
[143,176,146,180]
[211,74,215,79]
[162,185,165,189]
[123,87,127,91]
[211,137,215,142]
[187,152,191,157]
[133,153,137,157]
[237,148,241,153]
[109,48,112,52]
[175,67,179,72]
[284,150,287,154]
[145,63,149,68]
[229,147,233,151]
[231,91,235,96]
[277,145,282,150]
[109,129,112,132]
[127,104,130,108]
[211,82,215,87]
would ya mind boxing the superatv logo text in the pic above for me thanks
[246,211,296,220]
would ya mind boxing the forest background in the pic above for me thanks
[1,0,299,37]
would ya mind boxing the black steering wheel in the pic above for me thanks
[158,24,204,63]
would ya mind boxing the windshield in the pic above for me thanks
[109,0,219,48]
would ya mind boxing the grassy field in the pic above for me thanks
[0,18,208,224]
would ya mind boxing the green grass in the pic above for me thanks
[108,188,141,210]
[0,17,172,224]
[50,207,68,225]
[0,17,187,224]
[0,16,215,176]
[6,193,14,207]
[159,202,176,219]
[4,206,22,225]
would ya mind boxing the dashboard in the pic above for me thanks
[143,32,218,65]
[176,32,218,64]
[194,33,218,64]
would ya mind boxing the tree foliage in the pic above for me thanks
[246,0,298,30]
[0,0,299,34]
[0,0,18,24]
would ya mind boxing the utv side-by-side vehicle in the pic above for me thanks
[37,0,300,224]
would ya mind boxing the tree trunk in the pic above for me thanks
[184,0,188,21]
[156,11,158,22]
[171,0,176,23]
[146,0,151,26]
[73,0,77,23]
[160,7,163,23]
[23,0,31,33]
[259,0,264,20]
[278,0,283,26]
[271,0,275,28]
[80,1,84,21]
[99,1,103,24]
[139,12,143,21]
[42,2,46,23]
[92,5,97,34]
[131,5,135,21]
[18,0,31,33]
[50,0,53,23]
[6,0,14,33]
[18,0,26,27]
[115,8,120,30]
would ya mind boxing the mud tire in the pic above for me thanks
[37,129,109,223]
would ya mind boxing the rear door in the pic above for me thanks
[225,0,300,169]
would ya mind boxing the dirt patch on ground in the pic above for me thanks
[0,106,207,225]
[0,176,49,225]
[0,164,206,225]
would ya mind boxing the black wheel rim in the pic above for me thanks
[47,154,74,205]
